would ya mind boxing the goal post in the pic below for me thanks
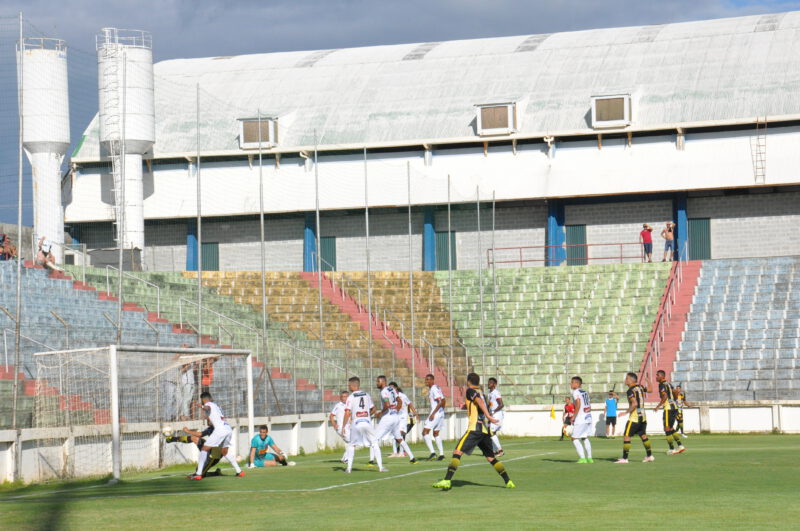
[32,345,253,482]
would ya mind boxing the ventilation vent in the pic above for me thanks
[295,49,338,68]
[754,13,785,32]
[475,103,517,136]
[403,42,441,60]
[515,34,551,53]
[239,118,278,149]
[591,95,631,128]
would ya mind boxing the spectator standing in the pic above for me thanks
[661,222,676,262]
[639,224,654,263]
[605,391,619,437]
[560,396,575,441]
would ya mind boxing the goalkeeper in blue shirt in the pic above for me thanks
[248,425,291,468]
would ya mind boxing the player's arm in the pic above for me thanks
[473,395,497,425]
[248,446,257,467]
[620,397,635,417]
[182,426,202,438]
[270,443,285,456]
[683,397,692,408]
[408,400,417,417]
[342,408,352,428]
[428,397,443,421]
[377,397,390,419]
[574,395,582,423]
[654,386,668,412]
[329,412,338,431]
[494,396,504,413]
[394,396,402,412]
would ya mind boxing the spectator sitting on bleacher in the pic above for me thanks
[0,234,13,261]
[36,236,63,272]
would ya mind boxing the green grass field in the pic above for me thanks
[2,434,798,530]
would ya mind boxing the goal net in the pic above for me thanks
[31,345,253,482]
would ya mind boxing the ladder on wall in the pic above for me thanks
[99,37,124,248]
[751,117,767,184]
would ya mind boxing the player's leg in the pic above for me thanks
[582,436,593,461]
[434,432,470,489]
[571,435,586,460]
[433,415,445,459]
[640,422,654,462]
[219,431,243,474]
[194,444,211,478]
[571,423,590,462]
[670,410,685,451]
[480,436,514,488]
[616,420,634,463]
[422,425,436,459]
[363,423,385,471]
[394,419,415,463]
[202,447,222,476]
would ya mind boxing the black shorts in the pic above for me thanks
[676,410,684,422]
[624,420,647,438]
[563,418,573,426]
[605,416,617,426]
[663,409,678,432]
[455,430,494,458]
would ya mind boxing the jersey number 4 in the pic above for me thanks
[359,397,365,409]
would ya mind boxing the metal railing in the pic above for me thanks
[105,265,160,315]
[50,311,70,349]
[488,242,645,268]
[310,252,337,272]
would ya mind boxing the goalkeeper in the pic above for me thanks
[248,425,290,468]
[165,426,223,477]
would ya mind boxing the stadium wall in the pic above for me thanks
[2,403,799,483]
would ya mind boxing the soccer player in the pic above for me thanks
[422,374,446,460]
[560,396,575,441]
[604,391,619,437]
[165,426,223,477]
[570,376,593,463]
[341,376,387,473]
[248,425,291,468]
[192,391,244,480]
[615,372,654,463]
[329,390,350,463]
[675,385,691,437]
[654,370,686,455]
[487,377,505,457]
[389,382,417,457]
[432,372,515,490]
[374,375,416,464]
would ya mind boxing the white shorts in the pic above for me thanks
[203,424,233,448]
[398,415,409,433]
[423,412,444,432]
[338,424,350,444]
[571,422,593,439]
[375,414,402,441]
[349,421,377,448]
[490,412,504,434]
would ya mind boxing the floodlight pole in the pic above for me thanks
[314,132,325,416]
[109,345,121,482]
[364,147,373,380]
[12,11,23,482]
[407,163,416,403]
[196,83,203,348]
[258,110,269,374]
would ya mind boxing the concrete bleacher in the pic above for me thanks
[437,262,671,404]
[672,256,800,401]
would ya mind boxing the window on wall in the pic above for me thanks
[475,103,517,136]
[201,242,219,271]
[565,224,587,266]
[238,117,278,149]
[320,236,337,271]
[591,94,631,128]
[435,230,457,270]
[688,218,711,260]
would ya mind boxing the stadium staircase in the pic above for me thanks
[436,263,671,404]
[671,256,800,401]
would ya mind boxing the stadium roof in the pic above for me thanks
[73,11,800,162]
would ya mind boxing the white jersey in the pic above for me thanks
[380,386,399,415]
[204,401,229,430]
[345,390,374,425]
[572,388,592,425]
[397,392,411,418]
[330,401,346,428]
[488,388,503,416]
[428,384,444,415]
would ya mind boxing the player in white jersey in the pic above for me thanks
[374,376,417,464]
[422,373,446,460]
[342,376,387,473]
[329,391,350,463]
[192,391,244,480]
[389,382,417,457]
[570,376,594,464]
[487,377,505,457]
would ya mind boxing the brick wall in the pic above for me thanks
[687,191,800,259]
[565,200,673,263]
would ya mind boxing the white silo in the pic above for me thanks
[96,28,155,257]
[19,38,70,263]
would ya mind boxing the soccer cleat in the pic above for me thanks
[576,458,588,464]
[674,447,686,454]
[505,480,516,489]
[191,475,203,480]
[667,449,676,455]
[236,471,245,477]
[587,458,594,463]
[432,479,452,490]
[409,458,417,464]
[427,453,437,461]
[614,458,629,464]
[682,433,689,438]
[378,467,389,473]
[344,469,352,474]
[437,455,445,461]
[367,460,376,468]
[643,455,655,462]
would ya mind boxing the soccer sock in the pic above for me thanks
[202,456,221,476]
[224,453,242,474]
[434,435,444,456]
[491,435,502,452]
[423,433,435,454]
[399,440,415,460]
[166,435,191,444]
[673,432,683,447]
[643,438,653,457]
[345,445,354,472]
[392,440,399,454]
[622,442,631,459]
[444,454,461,480]
[666,434,675,450]
[488,457,510,483]
[678,421,684,434]
[572,439,586,459]
[369,444,376,462]
[195,450,208,476]
[583,438,592,459]
[372,442,384,469]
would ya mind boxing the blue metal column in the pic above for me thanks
[303,212,317,272]
[422,206,436,271]
[546,200,566,266]
[186,220,198,271]
[673,192,688,260]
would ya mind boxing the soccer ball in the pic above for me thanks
[564,425,574,437]
[162,426,173,437]
[288,461,297,467]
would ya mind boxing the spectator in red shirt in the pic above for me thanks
[639,224,654,263]
[560,396,575,441]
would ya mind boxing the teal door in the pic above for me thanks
[435,230,457,270]
[565,224,587,266]
[201,242,219,271]
[320,236,336,271]
[688,218,711,260]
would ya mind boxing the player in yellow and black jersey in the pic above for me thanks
[432,372,515,490]
[655,370,686,455]
[615,372,654,463]
[675,385,691,436]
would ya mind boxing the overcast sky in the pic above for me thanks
[1,0,798,225]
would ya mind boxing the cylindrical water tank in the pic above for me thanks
[96,28,155,155]
[20,38,70,263]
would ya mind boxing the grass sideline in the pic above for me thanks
[2,434,798,529]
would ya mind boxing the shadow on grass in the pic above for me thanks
[450,479,504,489]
